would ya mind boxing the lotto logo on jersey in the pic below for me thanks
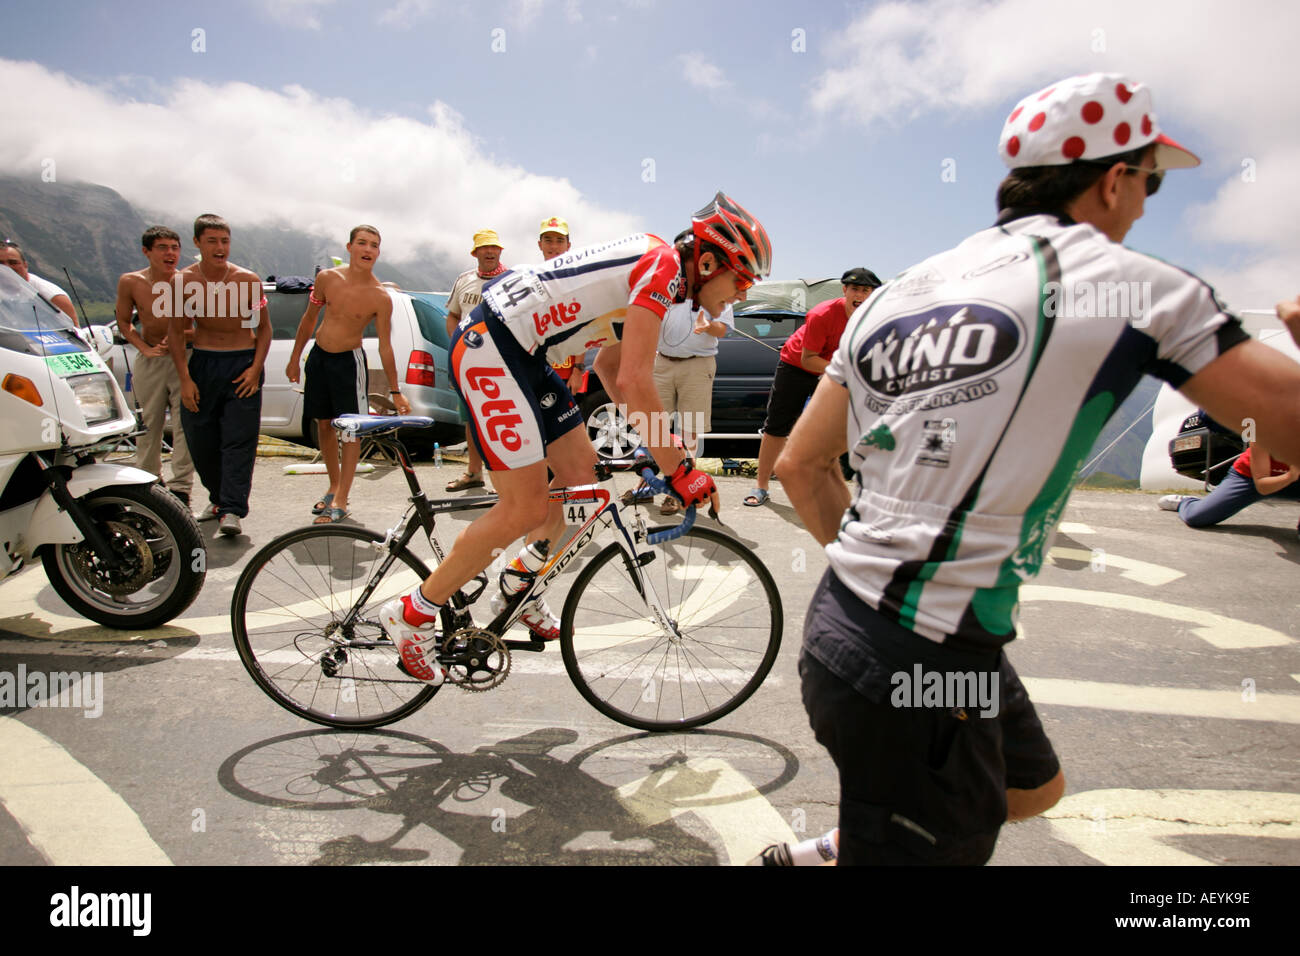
[855,303,1022,400]
[532,301,583,337]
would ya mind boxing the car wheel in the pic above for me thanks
[582,393,642,462]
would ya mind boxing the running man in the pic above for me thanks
[169,214,272,537]
[114,226,195,506]
[382,193,769,681]
[286,225,411,524]
[775,73,1300,865]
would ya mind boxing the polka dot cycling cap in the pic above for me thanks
[998,73,1199,170]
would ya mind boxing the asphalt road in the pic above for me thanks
[1,453,1298,867]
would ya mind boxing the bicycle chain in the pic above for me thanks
[440,627,511,692]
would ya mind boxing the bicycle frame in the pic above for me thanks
[339,430,696,649]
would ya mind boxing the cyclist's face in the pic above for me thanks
[697,259,748,318]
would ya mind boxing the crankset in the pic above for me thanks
[440,627,510,692]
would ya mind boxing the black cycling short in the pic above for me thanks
[304,345,367,421]
[761,359,820,438]
[800,569,1060,865]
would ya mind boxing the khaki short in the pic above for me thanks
[652,353,715,436]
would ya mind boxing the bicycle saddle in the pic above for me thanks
[331,414,436,436]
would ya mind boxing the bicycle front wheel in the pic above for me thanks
[232,525,442,729]
[559,527,782,731]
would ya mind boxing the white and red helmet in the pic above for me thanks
[999,73,1199,170]
[690,192,772,283]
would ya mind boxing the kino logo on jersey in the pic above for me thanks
[856,303,1022,398]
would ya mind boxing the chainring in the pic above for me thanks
[440,627,510,692]
[67,519,154,597]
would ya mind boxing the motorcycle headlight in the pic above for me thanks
[67,373,120,425]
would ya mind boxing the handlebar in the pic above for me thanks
[636,466,697,545]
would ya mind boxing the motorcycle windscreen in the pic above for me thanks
[0,266,87,357]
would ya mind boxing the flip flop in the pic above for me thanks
[620,485,655,506]
[313,507,348,524]
[445,473,485,492]
[312,493,334,515]
[743,488,770,507]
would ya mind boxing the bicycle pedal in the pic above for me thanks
[504,638,548,653]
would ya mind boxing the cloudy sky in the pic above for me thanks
[1,0,1296,309]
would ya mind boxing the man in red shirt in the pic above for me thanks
[744,267,881,506]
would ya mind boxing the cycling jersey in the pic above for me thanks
[825,210,1249,650]
[479,233,681,364]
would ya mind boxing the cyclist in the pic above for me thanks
[382,193,770,682]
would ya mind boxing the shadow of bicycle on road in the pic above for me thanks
[218,725,799,865]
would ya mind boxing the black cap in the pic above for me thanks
[841,267,881,288]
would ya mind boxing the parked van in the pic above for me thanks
[105,283,462,456]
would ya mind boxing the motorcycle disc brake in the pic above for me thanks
[440,627,510,692]
[68,520,154,596]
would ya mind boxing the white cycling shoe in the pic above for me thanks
[489,591,561,641]
[379,598,445,686]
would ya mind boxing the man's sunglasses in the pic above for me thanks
[1084,161,1165,197]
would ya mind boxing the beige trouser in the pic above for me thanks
[132,351,194,496]
[652,353,715,448]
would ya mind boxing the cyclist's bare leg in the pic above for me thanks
[418,461,552,605]
[525,426,600,549]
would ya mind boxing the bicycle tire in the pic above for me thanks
[231,524,446,729]
[559,526,782,731]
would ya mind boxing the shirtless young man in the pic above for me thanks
[286,225,411,523]
[114,226,195,505]
[169,214,272,537]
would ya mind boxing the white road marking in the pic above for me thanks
[1023,677,1300,724]
[1045,548,1183,586]
[1021,585,1293,648]
[1056,522,1095,535]
[0,715,172,865]
[1044,788,1300,866]
[615,756,796,865]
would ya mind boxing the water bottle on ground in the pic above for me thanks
[434,442,442,468]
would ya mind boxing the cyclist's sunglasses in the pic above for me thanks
[717,259,756,292]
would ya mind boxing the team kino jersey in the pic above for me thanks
[826,211,1249,650]
[480,233,680,363]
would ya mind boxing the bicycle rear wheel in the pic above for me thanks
[231,525,444,729]
[559,526,782,731]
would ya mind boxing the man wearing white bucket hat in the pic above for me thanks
[771,73,1300,866]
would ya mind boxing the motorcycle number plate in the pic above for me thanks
[45,352,100,377]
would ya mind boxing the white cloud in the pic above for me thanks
[678,52,730,92]
[808,0,1300,307]
[252,0,337,31]
[377,0,438,29]
[676,52,786,123]
[0,59,640,277]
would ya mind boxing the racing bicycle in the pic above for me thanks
[230,415,782,732]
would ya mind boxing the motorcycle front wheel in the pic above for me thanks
[40,483,206,629]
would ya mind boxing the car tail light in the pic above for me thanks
[406,350,436,387]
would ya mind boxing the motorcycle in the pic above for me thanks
[0,266,205,629]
